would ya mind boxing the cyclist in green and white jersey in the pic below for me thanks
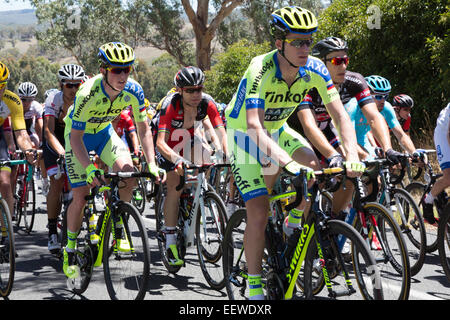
[225,6,363,300]
[62,42,165,279]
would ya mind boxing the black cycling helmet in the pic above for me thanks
[312,37,348,60]
[174,66,205,88]
[392,94,414,109]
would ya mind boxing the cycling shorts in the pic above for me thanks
[64,124,130,188]
[42,141,63,177]
[228,124,311,202]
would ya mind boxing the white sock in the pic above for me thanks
[165,227,177,249]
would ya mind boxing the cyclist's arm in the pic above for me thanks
[246,106,292,167]
[202,117,222,154]
[391,125,416,154]
[128,130,140,156]
[361,102,392,151]
[367,130,377,147]
[297,108,337,159]
[34,117,43,144]
[44,116,65,155]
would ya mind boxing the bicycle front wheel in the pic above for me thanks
[0,198,15,297]
[356,202,411,300]
[438,204,450,282]
[103,202,150,300]
[391,188,426,276]
[303,219,383,300]
[196,191,227,290]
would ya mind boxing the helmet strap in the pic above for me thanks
[104,70,121,92]
[278,41,300,69]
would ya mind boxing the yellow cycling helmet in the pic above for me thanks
[98,42,135,67]
[0,61,10,83]
[270,6,318,39]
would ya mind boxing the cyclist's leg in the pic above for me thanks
[0,168,13,219]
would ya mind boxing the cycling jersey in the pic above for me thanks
[287,70,374,149]
[64,74,146,135]
[435,103,450,170]
[399,115,411,133]
[225,50,337,201]
[113,110,136,138]
[64,74,147,188]
[43,90,66,144]
[156,91,224,150]
[24,100,43,134]
[0,89,26,131]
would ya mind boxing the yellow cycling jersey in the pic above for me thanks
[0,89,26,130]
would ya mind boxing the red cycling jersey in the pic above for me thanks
[157,92,224,149]
[112,110,136,137]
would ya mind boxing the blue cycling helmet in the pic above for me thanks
[365,75,391,94]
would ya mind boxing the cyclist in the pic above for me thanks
[225,7,362,300]
[392,94,414,136]
[42,63,85,253]
[0,61,36,219]
[62,42,164,279]
[111,109,140,166]
[364,75,420,157]
[17,82,43,148]
[422,102,450,225]
[155,66,226,266]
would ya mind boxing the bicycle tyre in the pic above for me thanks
[131,166,146,214]
[196,191,227,290]
[356,202,411,300]
[22,178,36,233]
[437,204,450,283]
[154,186,184,274]
[0,198,15,297]
[303,219,383,300]
[405,182,439,252]
[391,188,426,276]
[103,202,150,300]
[223,208,249,300]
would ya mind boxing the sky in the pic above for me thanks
[0,0,33,12]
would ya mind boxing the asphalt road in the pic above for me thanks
[4,186,450,302]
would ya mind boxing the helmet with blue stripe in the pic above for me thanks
[365,75,391,94]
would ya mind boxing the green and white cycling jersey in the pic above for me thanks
[225,50,340,202]
[225,50,339,134]
[63,74,147,188]
[64,74,146,135]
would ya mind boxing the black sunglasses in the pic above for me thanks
[64,82,82,89]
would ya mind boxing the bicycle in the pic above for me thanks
[13,150,41,233]
[155,163,228,290]
[0,159,16,297]
[222,167,383,300]
[63,170,155,300]
[366,155,426,276]
[438,203,450,283]
[405,149,448,253]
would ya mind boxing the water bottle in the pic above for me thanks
[89,213,99,244]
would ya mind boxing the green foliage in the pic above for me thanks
[317,0,449,135]
[0,51,59,102]
[205,39,271,103]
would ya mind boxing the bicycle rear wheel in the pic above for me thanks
[438,204,450,282]
[103,202,150,300]
[303,219,383,300]
[131,166,146,215]
[356,202,411,300]
[15,177,36,233]
[0,198,15,297]
[196,191,227,290]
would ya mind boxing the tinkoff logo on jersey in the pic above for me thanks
[265,89,307,104]
[249,59,274,95]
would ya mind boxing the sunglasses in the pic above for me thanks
[325,56,349,66]
[0,82,7,90]
[64,82,82,89]
[21,97,35,102]
[284,38,314,48]
[183,87,203,94]
[107,66,132,75]
[373,94,389,100]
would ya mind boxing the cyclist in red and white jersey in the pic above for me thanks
[392,94,413,135]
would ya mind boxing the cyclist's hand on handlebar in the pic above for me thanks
[148,162,166,183]
[385,148,403,165]
[85,164,104,187]
[344,160,365,178]
[174,157,191,176]
[412,149,426,167]
[25,149,38,165]
[283,160,315,180]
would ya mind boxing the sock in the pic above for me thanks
[424,192,435,204]
[165,227,177,249]
[248,274,264,300]
[287,208,303,228]
[66,230,78,252]
[48,218,58,236]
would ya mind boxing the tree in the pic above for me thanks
[318,0,449,133]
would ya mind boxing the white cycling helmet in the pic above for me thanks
[18,82,38,98]
[58,64,85,82]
